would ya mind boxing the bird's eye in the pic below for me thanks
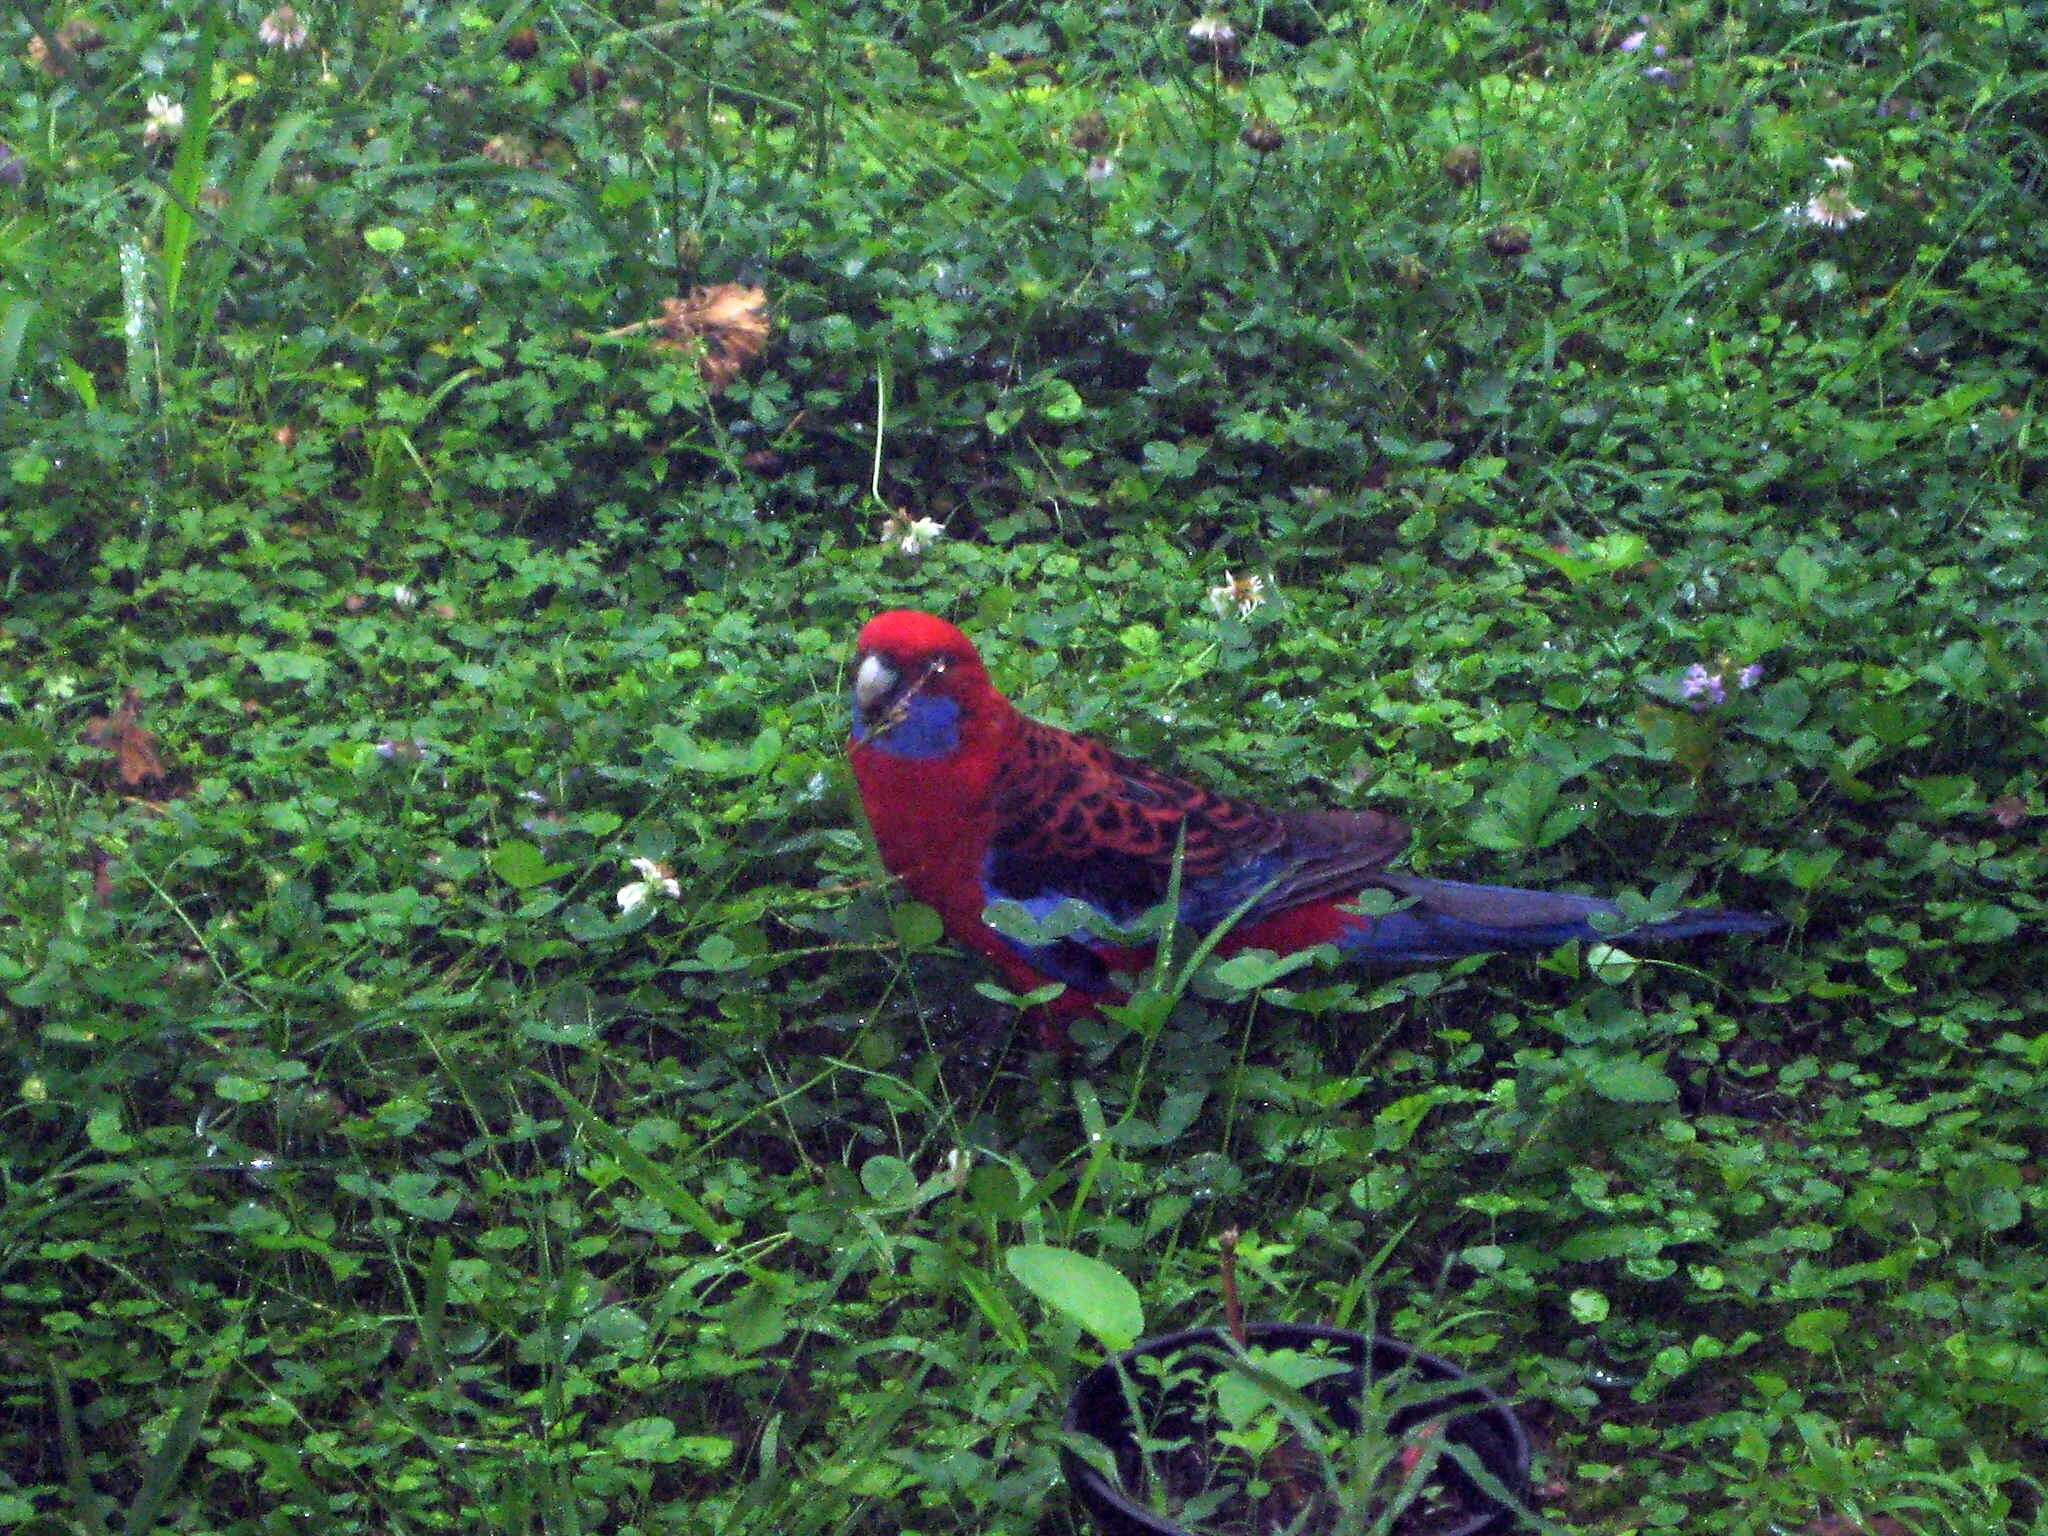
[929,658,950,675]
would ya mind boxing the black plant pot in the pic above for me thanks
[1060,1324,1531,1536]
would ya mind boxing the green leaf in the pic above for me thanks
[1583,1056,1678,1104]
[1974,1186,2022,1233]
[1468,764,1582,851]
[1209,948,1319,992]
[1585,944,1639,984]
[891,902,944,949]
[974,979,1069,1008]
[387,1173,458,1221]
[860,1154,917,1204]
[491,840,572,889]
[610,1416,676,1459]
[650,724,784,776]
[85,1106,135,1153]
[1039,378,1085,422]
[364,225,407,253]
[1785,1307,1850,1353]
[1213,1348,1351,1431]
[676,1436,736,1467]
[253,650,328,683]
[1004,1244,1143,1350]
[1954,903,2019,944]
[1775,546,1827,603]
[690,934,745,971]
[1557,1225,1667,1263]
[984,898,1104,947]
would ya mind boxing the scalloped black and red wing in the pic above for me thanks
[985,716,1412,932]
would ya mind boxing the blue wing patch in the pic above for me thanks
[979,860,1122,994]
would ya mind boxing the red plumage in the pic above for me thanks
[847,610,1774,1048]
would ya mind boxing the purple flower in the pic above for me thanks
[1642,65,1678,85]
[0,140,24,188]
[1619,28,1648,51]
[1681,664,1726,708]
[1736,663,1764,690]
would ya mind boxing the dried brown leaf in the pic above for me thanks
[83,687,168,788]
[654,284,771,392]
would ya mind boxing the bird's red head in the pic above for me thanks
[851,610,1006,760]
[856,609,982,669]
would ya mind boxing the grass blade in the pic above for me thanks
[60,354,100,411]
[120,1367,221,1536]
[223,1428,324,1514]
[0,297,35,427]
[535,1075,752,1258]
[419,1233,453,1385]
[118,238,154,412]
[49,1364,114,1536]
[160,6,220,328]
[185,109,316,360]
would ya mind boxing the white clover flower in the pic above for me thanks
[617,857,680,912]
[389,583,420,609]
[143,94,185,145]
[1085,155,1116,184]
[1798,188,1866,231]
[1822,153,1855,175]
[1207,570,1271,619]
[879,509,945,556]
[258,6,309,50]
[942,1148,971,1190]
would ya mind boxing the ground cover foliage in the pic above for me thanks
[3,0,2046,1531]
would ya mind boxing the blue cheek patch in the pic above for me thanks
[854,693,962,760]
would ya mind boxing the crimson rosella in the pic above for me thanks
[848,610,1775,1043]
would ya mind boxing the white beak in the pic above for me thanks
[854,654,897,713]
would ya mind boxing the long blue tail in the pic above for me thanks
[1339,875,1778,966]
